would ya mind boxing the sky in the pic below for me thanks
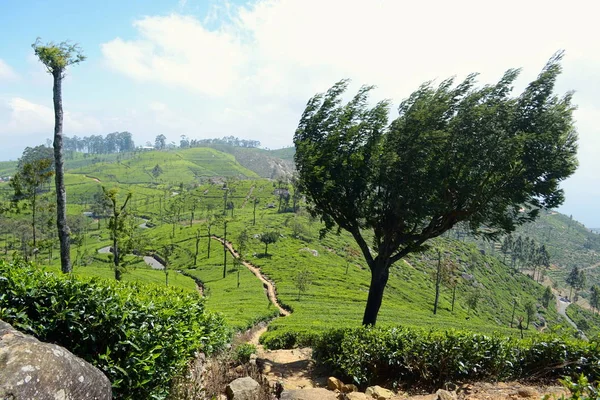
[0,0,599,226]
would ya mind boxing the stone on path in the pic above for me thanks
[436,389,457,400]
[327,376,344,391]
[0,319,112,400]
[280,388,339,400]
[366,385,395,399]
[226,376,260,400]
[347,393,368,400]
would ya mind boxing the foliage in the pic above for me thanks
[0,259,229,400]
[294,268,313,300]
[32,38,86,73]
[259,231,279,255]
[558,374,600,400]
[312,326,599,390]
[234,343,257,364]
[294,54,578,325]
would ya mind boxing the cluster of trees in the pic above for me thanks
[500,235,550,280]
[64,132,135,154]
[179,135,261,149]
[566,266,587,301]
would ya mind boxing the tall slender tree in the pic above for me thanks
[32,38,85,273]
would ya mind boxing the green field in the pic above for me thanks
[0,146,592,343]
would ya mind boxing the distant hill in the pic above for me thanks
[198,144,295,178]
[0,145,296,181]
[67,147,259,185]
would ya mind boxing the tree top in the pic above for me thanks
[32,38,86,75]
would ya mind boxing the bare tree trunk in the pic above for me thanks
[53,70,71,273]
[433,249,442,315]
[362,259,390,326]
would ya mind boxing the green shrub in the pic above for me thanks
[313,326,600,390]
[235,343,257,364]
[0,259,229,399]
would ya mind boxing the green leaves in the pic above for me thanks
[313,326,598,390]
[0,259,229,399]
[32,38,86,74]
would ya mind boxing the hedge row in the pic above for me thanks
[0,259,229,399]
[312,327,600,390]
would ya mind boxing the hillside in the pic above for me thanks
[67,147,259,184]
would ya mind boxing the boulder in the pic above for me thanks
[327,376,344,391]
[347,393,368,400]
[366,385,395,399]
[342,384,359,393]
[226,376,260,400]
[0,320,112,400]
[281,388,339,400]
[436,389,456,400]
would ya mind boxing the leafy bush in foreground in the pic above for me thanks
[0,259,229,399]
[313,327,600,390]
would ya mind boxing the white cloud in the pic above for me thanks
[0,59,18,81]
[0,97,103,137]
[96,0,600,225]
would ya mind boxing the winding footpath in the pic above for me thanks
[211,236,290,316]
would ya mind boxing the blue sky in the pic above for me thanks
[1,0,599,227]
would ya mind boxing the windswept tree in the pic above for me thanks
[32,38,86,273]
[294,54,578,325]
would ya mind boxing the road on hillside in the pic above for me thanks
[556,295,588,340]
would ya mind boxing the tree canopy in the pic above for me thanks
[294,53,578,325]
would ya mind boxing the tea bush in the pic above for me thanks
[313,326,600,390]
[0,259,229,399]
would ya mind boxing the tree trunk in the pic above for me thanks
[253,202,257,225]
[510,301,516,328]
[194,236,200,265]
[53,70,71,273]
[222,222,227,279]
[113,225,121,281]
[362,260,390,326]
[32,190,37,248]
[433,250,441,315]
[264,243,268,255]
[451,286,456,312]
[207,225,212,258]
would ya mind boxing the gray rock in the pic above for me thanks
[226,376,260,400]
[281,388,338,400]
[0,320,112,400]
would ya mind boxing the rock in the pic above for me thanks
[342,384,359,393]
[226,377,260,400]
[409,395,437,400]
[436,389,456,400]
[0,319,112,400]
[347,393,368,400]
[327,376,344,391]
[366,385,395,399]
[517,388,539,398]
[281,388,339,400]
[249,353,258,366]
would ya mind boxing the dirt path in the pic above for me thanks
[240,185,255,209]
[211,236,289,316]
[85,175,101,183]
